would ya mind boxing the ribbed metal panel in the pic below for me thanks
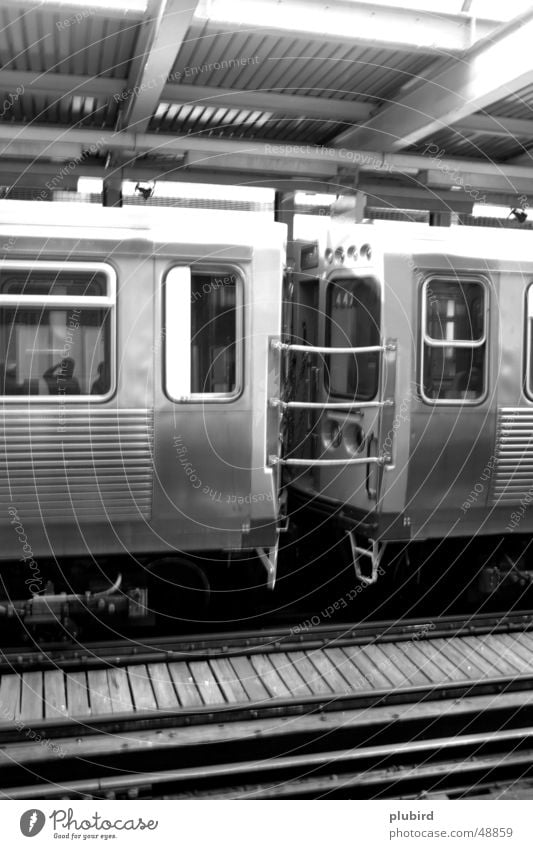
[407,129,529,161]
[490,408,533,505]
[485,85,533,121]
[171,21,433,102]
[151,101,336,144]
[0,8,139,78]
[0,408,153,521]
[0,92,119,129]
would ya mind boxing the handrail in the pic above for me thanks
[270,455,387,467]
[271,340,394,355]
[270,399,393,410]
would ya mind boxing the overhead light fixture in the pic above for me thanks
[46,0,147,10]
[135,181,155,200]
[509,207,528,223]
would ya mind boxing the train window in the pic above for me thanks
[165,267,241,401]
[421,278,486,403]
[0,263,115,398]
[325,276,381,400]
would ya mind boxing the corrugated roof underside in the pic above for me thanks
[0,92,119,128]
[0,7,140,78]
[409,130,532,161]
[484,85,533,121]
[171,21,434,103]
[150,102,340,143]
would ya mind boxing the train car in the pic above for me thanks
[280,219,533,593]
[0,202,285,627]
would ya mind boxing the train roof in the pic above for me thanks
[321,218,533,268]
[371,221,533,264]
[0,201,286,252]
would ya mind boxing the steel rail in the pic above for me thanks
[1,610,532,674]
[4,726,533,800]
[189,750,533,800]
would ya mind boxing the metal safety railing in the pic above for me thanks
[269,336,395,470]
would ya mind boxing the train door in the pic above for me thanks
[155,264,252,544]
[407,271,493,536]
[280,247,396,582]
[152,251,283,587]
[317,271,396,575]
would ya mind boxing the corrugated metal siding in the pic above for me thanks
[490,408,533,506]
[0,408,154,521]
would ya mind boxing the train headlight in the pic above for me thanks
[334,247,345,263]
[325,248,333,264]
[360,243,372,260]
[347,245,357,260]
[344,424,364,455]
[323,420,342,449]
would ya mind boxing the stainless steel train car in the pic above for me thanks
[0,202,285,625]
[281,220,533,590]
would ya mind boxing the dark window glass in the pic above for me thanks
[0,272,111,396]
[326,276,381,400]
[190,273,237,395]
[1,271,106,297]
[423,280,485,401]
[426,281,484,341]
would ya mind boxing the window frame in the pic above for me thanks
[163,264,244,404]
[0,260,116,403]
[420,274,489,406]
[324,272,382,402]
[524,283,533,401]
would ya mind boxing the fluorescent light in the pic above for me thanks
[78,177,103,194]
[472,203,512,217]
[295,192,334,206]
[43,0,147,9]
[122,180,274,203]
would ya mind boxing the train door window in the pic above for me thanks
[165,267,242,401]
[421,278,486,403]
[325,276,381,400]
[0,262,115,398]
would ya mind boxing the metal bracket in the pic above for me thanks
[346,532,386,585]
[256,538,279,590]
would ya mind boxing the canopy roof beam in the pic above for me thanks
[334,8,533,151]
[119,0,198,133]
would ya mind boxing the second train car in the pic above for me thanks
[281,219,533,594]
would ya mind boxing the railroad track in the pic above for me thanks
[2,609,533,672]
[3,691,533,800]
[1,610,533,799]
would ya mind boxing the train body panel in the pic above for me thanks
[0,203,285,570]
